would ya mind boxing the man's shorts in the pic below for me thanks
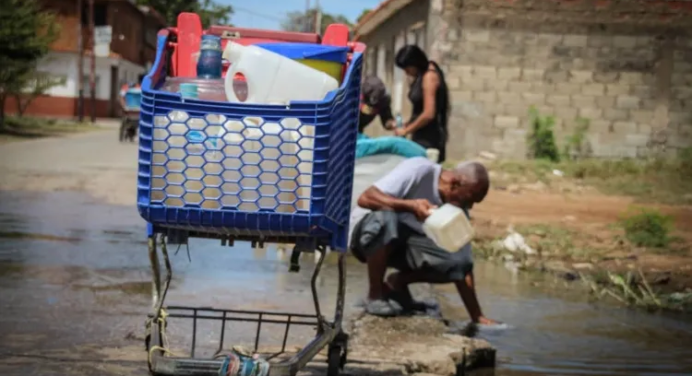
[350,210,474,282]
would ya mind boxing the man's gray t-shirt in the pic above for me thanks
[349,157,442,238]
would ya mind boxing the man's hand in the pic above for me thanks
[384,119,396,130]
[394,127,408,137]
[408,199,437,221]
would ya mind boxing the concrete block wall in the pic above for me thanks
[429,0,692,160]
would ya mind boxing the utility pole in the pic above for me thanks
[88,0,96,123]
[304,0,311,33]
[314,0,322,35]
[77,0,84,122]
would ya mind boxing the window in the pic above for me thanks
[82,4,108,26]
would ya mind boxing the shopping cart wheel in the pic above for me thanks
[327,331,348,376]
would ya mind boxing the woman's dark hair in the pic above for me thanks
[395,45,451,135]
[395,45,429,72]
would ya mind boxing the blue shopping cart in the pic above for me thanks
[138,13,363,376]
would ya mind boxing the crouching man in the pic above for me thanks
[350,157,496,324]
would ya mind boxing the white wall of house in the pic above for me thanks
[37,51,145,101]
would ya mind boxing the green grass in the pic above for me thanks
[0,116,96,142]
[489,155,692,205]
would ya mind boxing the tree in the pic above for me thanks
[136,0,233,28]
[0,0,59,128]
[13,71,66,117]
[357,9,372,23]
[281,9,353,35]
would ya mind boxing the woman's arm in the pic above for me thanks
[398,71,439,136]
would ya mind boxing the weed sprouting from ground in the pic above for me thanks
[527,107,560,162]
[619,208,673,248]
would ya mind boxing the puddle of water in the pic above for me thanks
[0,231,81,243]
[1,190,692,376]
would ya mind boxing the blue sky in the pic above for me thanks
[222,0,383,30]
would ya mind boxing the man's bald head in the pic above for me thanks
[454,161,490,203]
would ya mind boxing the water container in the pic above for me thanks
[124,88,142,110]
[197,35,222,79]
[222,42,339,105]
[161,77,227,102]
[422,204,475,253]
[253,43,348,83]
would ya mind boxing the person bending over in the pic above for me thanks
[350,157,495,324]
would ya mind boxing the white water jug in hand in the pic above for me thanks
[223,42,339,105]
[422,204,475,253]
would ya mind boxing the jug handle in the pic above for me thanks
[224,65,253,103]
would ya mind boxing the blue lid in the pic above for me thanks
[255,43,349,64]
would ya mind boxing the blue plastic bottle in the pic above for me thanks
[197,35,222,79]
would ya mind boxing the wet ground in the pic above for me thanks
[1,190,691,376]
[1,130,692,376]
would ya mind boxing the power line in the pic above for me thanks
[233,6,284,22]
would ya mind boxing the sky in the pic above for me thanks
[222,0,383,30]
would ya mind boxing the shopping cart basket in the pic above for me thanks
[138,12,364,376]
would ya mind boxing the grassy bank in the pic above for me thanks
[472,216,692,312]
[0,116,97,143]
[486,153,692,206]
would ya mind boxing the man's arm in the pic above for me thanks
[378,96,395,130]
[358,186,436,221]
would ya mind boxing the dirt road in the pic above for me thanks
[0,125,137,206]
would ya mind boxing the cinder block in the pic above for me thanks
[508,82,532,93]
[579,107,603,120]
[616,95,641,109]
[582,83,606,96]
[632,85,654,100]
[596,96,616,109]
[498,92,523,104]
[589,120,613,133]
[522,93,546,105]
[474,91,496,103]
[572,95,596,107]
[613,36,639,48]
[474,66,497,79]
[461,76,486,91]
[553,83,582,95]
[498,67,522,80]
[522,68,545,81]
[604,109,629,121]
[449,65,474,78]
[638,123,652,134]
[570,70,593,84]
[504,104,529,117]
[464,29,491,43]
[563,35,588,47]
[619,72,644,85]
[494,116,520,128]
[554,106,578,120]
[613,121,638,134]
[625,134,650,147]
[451,90,473,101]
[447,76,462,90]
[547,95,571,106]
[630,110,654,124]
[606,84,631,96]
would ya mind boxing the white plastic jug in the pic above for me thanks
[422,204,475,253]
[223,42,339,105]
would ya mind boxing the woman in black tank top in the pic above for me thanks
[394,45,450,163]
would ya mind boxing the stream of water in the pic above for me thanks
[0,191,691,375]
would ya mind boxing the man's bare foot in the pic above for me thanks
[475,316,499,326]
